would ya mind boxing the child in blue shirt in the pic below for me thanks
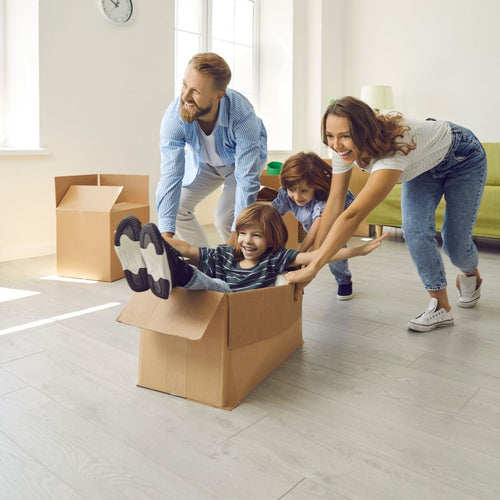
[271,152,356,299]
[114,203,386,300]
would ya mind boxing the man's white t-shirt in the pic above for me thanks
[198,128,224,167]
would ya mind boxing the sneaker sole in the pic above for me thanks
[407,318,454,333]
[456,291,480,308]
[337,294,353,301]
[114,216,149,292]
[456,298,480,308]
[140,223,174,300]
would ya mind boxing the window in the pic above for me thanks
[175,0,292,151]
[175,0,257,106]
[0,0,40,151]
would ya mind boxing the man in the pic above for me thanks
[156,53,267,246]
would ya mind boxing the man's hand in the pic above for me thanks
[162,232,174,240]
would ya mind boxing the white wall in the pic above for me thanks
[0,0,174,262]
[2,0,500,262]
[342,0,500,141]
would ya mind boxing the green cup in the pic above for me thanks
[266,161,283,175]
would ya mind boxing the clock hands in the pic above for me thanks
[109,0,120,7]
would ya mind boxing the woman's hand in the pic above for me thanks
[286,265,318,300]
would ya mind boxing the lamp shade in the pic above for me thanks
[360,85,394,111]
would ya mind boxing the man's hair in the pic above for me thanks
[188,53,232,91]
[280,152,332,201]
[234,203,288,261]
[321,96,416,164]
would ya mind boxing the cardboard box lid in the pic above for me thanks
[57,185,123,212]
[100,174,149,204]
[55,174,149,208]
[116,288,226,341]
[55,174,99,207]
[116,285,302,347]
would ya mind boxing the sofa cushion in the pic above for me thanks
[483,143,500,185]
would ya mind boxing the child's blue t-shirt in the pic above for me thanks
[198,245,300,292]
[271,187,355,232]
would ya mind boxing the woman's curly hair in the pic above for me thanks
[322,96,416,167]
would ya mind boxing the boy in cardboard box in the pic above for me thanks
[114,203,387,299]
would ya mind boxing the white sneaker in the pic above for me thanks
[456,274,482,308]
[407,298,454,332]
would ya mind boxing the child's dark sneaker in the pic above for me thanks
[140,223,193,299]
[337,282,353,300]
[114,216,149,292]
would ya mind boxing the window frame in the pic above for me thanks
[174,0,259,109]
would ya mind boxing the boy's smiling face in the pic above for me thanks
[237,224,269,265]
[286,182,315,206]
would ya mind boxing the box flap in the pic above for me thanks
[100,174,149,204]
[116,288,226,340]
[57,185,123,212]
[227,284,302,349]
[54,174,98,207]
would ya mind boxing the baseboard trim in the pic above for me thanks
[0,243,56,263]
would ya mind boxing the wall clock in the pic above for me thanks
[99,0,133,24]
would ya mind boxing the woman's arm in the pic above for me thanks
[291,231,389,267]
[312,170,351,249]
[287,168,402,285]
[299,216,321,252]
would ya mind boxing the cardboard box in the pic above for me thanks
[117,284,303,410]
[259,172,300,249]
[55,174,149,282]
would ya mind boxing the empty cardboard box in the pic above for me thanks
[55,174,149,282]
[117,284,303,410]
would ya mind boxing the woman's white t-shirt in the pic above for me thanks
[330,119,452,183]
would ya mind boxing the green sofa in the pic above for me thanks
[365,142,500,239]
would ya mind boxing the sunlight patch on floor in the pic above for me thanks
[0,287,40,303]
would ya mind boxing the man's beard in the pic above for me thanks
[180,99,212,123]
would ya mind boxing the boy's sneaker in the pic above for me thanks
[114,216,149,292]
[407,298,454,332]
[139,223,191,300]
[337,282,353,300]
[456,274,482,308]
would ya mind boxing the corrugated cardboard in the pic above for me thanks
[55,174,149,282]
[259,172,300,249]
[117,284,303,410]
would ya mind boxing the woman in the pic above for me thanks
[286,96,487,332]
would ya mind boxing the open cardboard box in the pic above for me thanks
[55,174,149,282]
[117,284,303,410]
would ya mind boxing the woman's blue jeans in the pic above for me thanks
[328,190,355,285]
[401,123,487,291]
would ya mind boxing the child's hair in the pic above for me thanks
[234,203,288,261]
[280,152,332,201]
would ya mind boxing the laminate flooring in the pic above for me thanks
[1,228,499,499]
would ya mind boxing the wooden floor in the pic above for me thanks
[1,228,500,499]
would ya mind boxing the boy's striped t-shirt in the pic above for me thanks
[198,244,300,292]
